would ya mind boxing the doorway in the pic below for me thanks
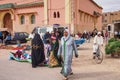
[3,13,13,32]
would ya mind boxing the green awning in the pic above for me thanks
[15,2,44,8]
[0,3,14,9]
[0,2,44,10]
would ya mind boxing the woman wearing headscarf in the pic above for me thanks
[58,29,78,80]
[31,33,45,68]
[48,36,60,67]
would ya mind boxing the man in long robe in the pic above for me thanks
[93,32,103,58]
[58,29,78,80]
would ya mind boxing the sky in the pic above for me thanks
[93,0,120,12]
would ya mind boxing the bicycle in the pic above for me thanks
[93,45,103,64]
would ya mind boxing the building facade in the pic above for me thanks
[73,0,102,33]
[0,0,102,34]
[103,10,120,30]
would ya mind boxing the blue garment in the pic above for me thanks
[119,32,120,35]
[58,36,78,77]
[43,33,51,44]
[0,32,2,36]
[75,38,85,45]
[7,35,12,40]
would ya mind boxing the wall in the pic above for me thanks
[14,7,44,33]
[74,0,102,33]
[0,0,44,33]
[47,0,65,25]
[0,0,43,5]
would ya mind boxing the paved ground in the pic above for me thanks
[1,40,120,80]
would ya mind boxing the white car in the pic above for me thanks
[36,26,53,39]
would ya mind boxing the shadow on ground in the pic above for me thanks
[69,71,113,80]
[77,47,92,50]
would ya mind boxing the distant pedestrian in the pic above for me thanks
[114,31,118,39]
[58,29,78,80]
[3,33,12,45]
[0,31,2,43]
[43,32,51,44]
[44,39,51,64]
[81,30,88,39]
[105,30,109,44]
[87,31,91,43]
[93,32,103,59]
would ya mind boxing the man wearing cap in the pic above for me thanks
[93,31,103,58]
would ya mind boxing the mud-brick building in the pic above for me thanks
[0,0,102,34]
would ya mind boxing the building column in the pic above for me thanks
[44,0,48,25]
[65,0,71,31]
[0,12,6,28]
[65,0,75,34]
[0,12,3,28]
[94,17,97,29]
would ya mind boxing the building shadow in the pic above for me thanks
[77,47,92,50]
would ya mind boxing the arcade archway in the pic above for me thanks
[3,13,13,32]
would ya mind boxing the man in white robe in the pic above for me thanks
[93,32,103,58]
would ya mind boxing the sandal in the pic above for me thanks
[63,77,68,80]
[70,72,73,75]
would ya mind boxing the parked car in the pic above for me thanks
[35,26,67,38]
[5,32,29,45]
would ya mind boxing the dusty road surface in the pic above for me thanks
[0,42,120,80]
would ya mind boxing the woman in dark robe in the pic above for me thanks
[31,33,45,68]
[48,36,61,67]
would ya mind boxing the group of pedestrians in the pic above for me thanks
[30,27,109,80]
[30,29,78,80]
[75,30,94,43]
[75,29,109,44]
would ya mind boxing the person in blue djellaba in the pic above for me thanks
[3,33,12,45]
[0,31,2,43]
[58,29,78,80]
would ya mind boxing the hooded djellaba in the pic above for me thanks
[31,33,45,68]
[58,29,78,80]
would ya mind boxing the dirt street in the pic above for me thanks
[0,41,120,80]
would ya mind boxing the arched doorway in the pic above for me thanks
[3,13,13,32]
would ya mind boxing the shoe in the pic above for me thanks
[93,52,96,55]
[70,72,73,75]
[93,52,96,59]
[38,63,44,67]
[93,56,95,59]
[63,77,68,80]
[32,66,37,68]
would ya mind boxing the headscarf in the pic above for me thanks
[84,30,87,34]
[32,33,43,46]
[51,36,56,40]
[97,32,101,35]
[63,29,70,41]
